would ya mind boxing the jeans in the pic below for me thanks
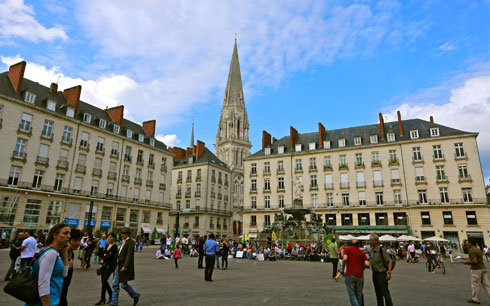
[344,275,364,306]
[198,251,204,268]
[174,257,179,268]
[331,258,339,278]
[111,264,139,305]
[221,255,228,269]
[215,254,220,269]
[372,272,393,306]
[205,255,215,281]
[4,258,16,280]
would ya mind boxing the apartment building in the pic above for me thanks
[243,112,489,249]
[169,141,232,237]
[0,61,173,238]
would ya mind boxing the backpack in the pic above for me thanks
[380,246,396,271]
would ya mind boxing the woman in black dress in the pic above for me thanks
[95,232,117,305]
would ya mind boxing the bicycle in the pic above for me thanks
[426,254,446,274]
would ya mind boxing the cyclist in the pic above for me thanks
[425,242,436,272]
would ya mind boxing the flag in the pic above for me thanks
[241,233,245,244]
[246,232,250,241]
[281,238,285,248]
[272,231,277,241]
[324,235,332,246]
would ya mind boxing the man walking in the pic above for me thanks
[111,228,140,306]
[4,232,24,280]
[369,234,394,306]
[198,235,206,269]
[18,230,36,268]
[464,239,490,304]
[341,239,370,306]
[204,234,219,282]
[328,238,339,279]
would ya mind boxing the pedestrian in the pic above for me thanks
[27,223,70,306]
[198,235,206,269]
[173,245,181,268]
[4,231,24,281]
[111,228,140,306]
[222,240,229,270]
[84,234,96,270]
[215,239,221,269]
[425,242,435,273]
[341,239,370,306]
[204,234,219,282]
[407,241,415,263]
[79,231,89,268]
[166,235,172,249]
[18,230,37,269]
[369,234,394,306]
[464,238,490,304]
[59,229,83,306]
[328,238,339,279]
[97,234,108,264]
[484,245,489,262]
[95,233,117,305]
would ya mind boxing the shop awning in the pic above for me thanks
[141,226,152,234]
[156,227,166,234]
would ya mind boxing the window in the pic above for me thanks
[443,211,453,225]
[421,212,431,225]
[436,165,446,180]
[54,174,64,192]
[0,196,19,225]
[116,208,126,221]
[125,145,132,160]
[251,215,257,226]
[24,91,36,103]
[278,177,285,190]
[310,175,317,188]
[142,211,150,223]
[387,133,395,142]
[80,132,89,148]
[133,187,140,200]
[94,158,102,170]
[355,153,363,165]
[66,107,74,118]
[47,100,56,111]
[339,155,347,165]
[264,147,271,155]
[277,160,284,172]
[357,172,365,187]
[32,170,44,189]
[62,126,72,143]
[458,164,469,178]
[101,207,113,221]
[96,137,105,152]
[394,212,407,225]
[113,124,120,133]
[309,158,317,170]
[23,199,42,226]
[338,139,346,147]
[358,191,366,206]
[389,150,397,162]
[340,173,348,188]
[120,185,127,197]
[372,151,380,162]
[342,193,349,206]
[466,211,478,225]
[430,128,439,137]
[14,138,27,157]
[278,146,285,154]
[295,144,302,152]
[370,135,378,144]
[106,183,114,197]
[295,159,302,171]
[393,190,402,204]
[127,129,133,138]
[8,166,21,186]
[130,209,139,223]
[311,194,318,207]
[326,193,333,206]
[20,113,32,132]
[251,196,256,209]
[137,150,143,163]
[391,169,400,184]
[251,163,257,174]
[375,213,388,225]
[415,167,425,182]
[45,201,62,226]
[462,188,473,203]
[354,137,361,146]
[324,156,331,167]
[251,179,257,191]
[309,142,316,150]
[324,140,331,149]
[265,196,270,208]
[279,195,284,208]
[341,214,352,226]
[99,119,106,129]
[455,143,465,157]
[264,179,270,191]
[83,113,92,123]
[326,214,336,225]
[433,145,443,160]
[375,191,384,205]
[264,162,270,174]
[418,190,427,204]
[138,134,144,142]
[73,177,82,193]
[135,168,142,179]
[410,130,419,139]
[358,213,370,225]
[373,170,382,187]
[91,180,99,195]
[149,138,155,146]
[412,147,422,161]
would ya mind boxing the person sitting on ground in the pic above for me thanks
[291,247,299,260]
[299,247,307,261]
[155,248,165,259]
[163,247,172,260]
[268,247,277,261]
[190,247,198,257]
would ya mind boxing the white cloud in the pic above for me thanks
[156,134,180,147]
[438,42,455,51]
[0,0,67,43]
[385,74,490,183]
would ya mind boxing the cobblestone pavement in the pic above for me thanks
[0,248,489,306]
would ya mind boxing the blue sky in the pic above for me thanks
[0,0,489,183]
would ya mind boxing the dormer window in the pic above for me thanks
[410,130,419,139]
[387,133,396,142]
[83,113,91,123]
[127,129,133,138]
[278,146,284,154]
[338,139,346,147]
[24,91,36,104]
[99,119,106,129]
[324,141,331,149]
[138,134,144,142]
[66,107,74,118]
[265,147,271,155]
[295,144,302,152]
[309,142,316,150]
[47,100,56,111]
[113,124,120,134]
[354,137,362,146]
[370,135,378,144]
[149,138,155,146]
[430,128,439,137]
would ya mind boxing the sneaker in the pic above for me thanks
[467,300,480,304]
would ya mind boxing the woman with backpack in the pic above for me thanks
[27,223,70,306]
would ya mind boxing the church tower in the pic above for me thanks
[216,39,251,235]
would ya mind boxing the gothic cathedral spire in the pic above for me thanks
[216,39,251,171]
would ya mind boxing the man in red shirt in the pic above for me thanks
[341,240,370,306]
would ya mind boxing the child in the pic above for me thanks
[172,245,181,268]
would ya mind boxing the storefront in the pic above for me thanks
[443,231,460,251]
[467,231,485,249]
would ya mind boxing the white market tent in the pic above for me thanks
[396,235,421,242]
[379,234,397,242]
[339,234,356,241]
[423,236,449,242]
[354,235,371,240]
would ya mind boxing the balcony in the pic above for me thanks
[35,156,49,166]
[146,180,154,187]
[415,176,427,185]
[186,177,192,183]
[412,157,424,165]
[195,175,201,182]
[217,224,222,229]
[176,178,182,184]
[160,164,167,172]
[390,179,401,186]
[95,147,105,156]
[433,155,445,162]
[134,177,142,185]
[211,176,216,183]
[110,149,119,159]
[276,169,285,175]
[17,124,32,136]
[92,168,102,177]
[309,166,318,172]
[183,223,189,229]
[323,165,333,172]
[294,168,303,174]
[309,184,318,191]
[211,191,216,198]
[193,223,199,228]
[75,164,86,174]
[388,159,399,167]
[356,181,366,188]
[79,141,90,151]
[436,176,449,184]
[107,171,117,180]
[371,160,382,168]
[185,191,191,198]
[56,159,68,170]
[159,183,166,190]
[40,132,53,142]
[263,187,271,194]
[249,188,257,194]
[195,191,201,197]
[250,170,257,177]
[11,150,26,163]
[209,224,214,229]
[218,178,223,184]
[136,159,144,166]
[176,193,182,199]
[355,162,365,169]
[340,182,349,189]
[124,154,132,163]
[339,164,349,171]
[458,175,472,183]
[156,218,163,225]
[373,180,384,188]
[277,186,285,192]
[60,137,72,147]
[147,162,154,169]
[324,183,333,190]
[217,194,223,200]
[224,195,228,201]
[454,153,468,161]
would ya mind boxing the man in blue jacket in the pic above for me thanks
[204,234,219,282]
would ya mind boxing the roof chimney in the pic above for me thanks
[272,137,278,143]
[196,140,205,161]
[63,85,82,113]
[262,130,271,152]
[397,111,404,137]
[49,83,58,95]
[430,116,434,123]
[290,126,298,150]
[142,120,156,137]
[106,105,124,126]
[379,113,385,140]
[170,147,186,160]
[318,122,326,147]
[8,61,26,93]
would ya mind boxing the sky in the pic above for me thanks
[0,0,489,184]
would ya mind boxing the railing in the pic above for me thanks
[134,177,142,185]
[309,184,318,190]
[218,178,223,184]
[373,180,384,187]
[412,156,424,164]
[121,175,130,182]
[276,169,285,175]
[35,156,49,166]
[110,149,119,159]
[11,150,27,162]
[224,195,228,201]
[339,164,349,171]
[124,154,132,162]
[17,123,32,136]
[432,154,445,162]
[136,159,144,166]
[92,168,102,177]
[249,171,257,176]
[147,162,154,169]
[309,166,317,172]
[263,187,271,193]
[40,132,53,142]
[356,181,366,188]
[195,191,201,197]
[371,160,382,167]
[388,159,399,166]
[391,179,401,186]
[195,175,201,182]
[249,188,257,194]
[210,191,216,198]
[458,175,472,183]
[454,153,468,160]
[79,141,90,151]
[176,193,181,199]
[277,186,285,192]
[75,164,86,174]
[415,176,426,185]
[355,162,365,169]
[186,177,192,182]
[170,207,232,216]
[340,182,349,189]
[211,176,216,183]
[160,164,167,172]
[57,159,68,170]
[185,191,191,198]
[436,176,449,183]
[193,223,199,228]
[107,171,117,180]
[323,165,333,171]
[95,147,105,156]
[324,183,333,190]
[60,137,72,147]
[159,183,166,190]
[146,180,153,187]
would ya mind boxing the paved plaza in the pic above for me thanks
[0,247,489,306]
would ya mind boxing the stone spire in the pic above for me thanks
[223,38,245,107]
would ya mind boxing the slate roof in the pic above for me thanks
[249,119,474,158]
[174,147,229,170]
[0,72,169,152]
